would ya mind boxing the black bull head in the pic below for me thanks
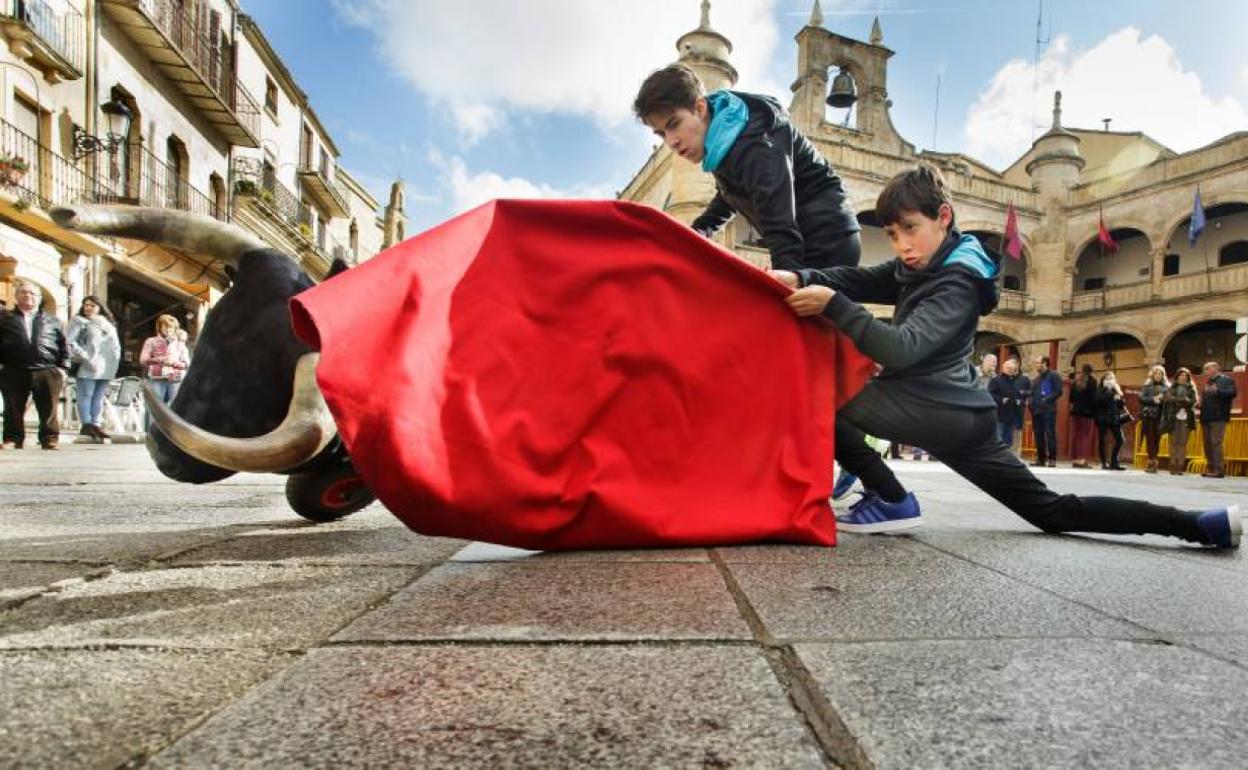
[52,205,340,483]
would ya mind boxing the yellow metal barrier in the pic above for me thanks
[1133,417,1247,475]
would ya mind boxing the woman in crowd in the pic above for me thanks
[139,314,190,416]
[1161,367,1197,475]
[66,296,121,441]
[1138,365,1169,473]
[1094,370,1128,470]
[1068,363,1098,469]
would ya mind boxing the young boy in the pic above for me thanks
[770,164,1240,547]
[633,64,861,271]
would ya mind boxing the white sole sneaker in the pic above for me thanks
[836,516,924,534]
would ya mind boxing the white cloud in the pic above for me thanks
[965,28,1248,169]
[333,0,781,145]
[429,150,615,215]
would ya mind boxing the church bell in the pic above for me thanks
[826,68,857,109]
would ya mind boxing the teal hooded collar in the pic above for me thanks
[701,91,748,172]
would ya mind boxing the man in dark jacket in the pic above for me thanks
[1028,356,1063,467]
[0,280,69,449]
[988,358,1029,451]
[634,64,861,271]
[1198,361,1238,478]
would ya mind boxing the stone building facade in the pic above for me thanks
[620,1,1248,385]
[0,0,391,377]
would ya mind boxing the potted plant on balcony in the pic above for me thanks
[0,154,29,187]
[298,221,313,241]
[233,178,257,196]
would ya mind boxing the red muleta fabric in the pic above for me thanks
[291,199,873,550]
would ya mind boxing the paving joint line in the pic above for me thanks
[709,549,872,770]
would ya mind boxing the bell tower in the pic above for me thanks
[663,1,737,226]
[789,3,909,154]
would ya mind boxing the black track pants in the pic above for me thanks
[833,380,1204,542]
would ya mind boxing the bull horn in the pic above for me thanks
[145,353,336,473]
[50,204,266,266]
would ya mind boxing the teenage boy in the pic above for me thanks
[634,63,873,497]
[633,64,861,271]
[769,164,1239,547]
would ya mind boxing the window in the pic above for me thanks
[264,77,278,116]
[300,125,313,168]
[11,96,41,194]
[319,148,330,177]
[1218,241,1248,267]
[1163,254,1180,276]
[165,136,188,210]
[349,219,359,261]
[1003,275,1021,291]
[1082,277,1106,291]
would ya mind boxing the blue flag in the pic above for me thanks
[1189,189,1206,246]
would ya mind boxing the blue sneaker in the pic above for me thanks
[1195,505,1241,549]
[832,469,859,501]
[836,492,923,533]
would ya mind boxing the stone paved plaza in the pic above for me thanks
[2,444,1246,768]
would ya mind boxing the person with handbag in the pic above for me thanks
[66,296,121,441]
[1094,370,1128,470]
[1161,367,1197,475]
[1068,363,1099,468]
[1138,365,1169,473]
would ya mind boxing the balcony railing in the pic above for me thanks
[93,143,224,221]
[297,162,350,219]
[0,117,113,211]
[1062,280,1153,315]
[100,0,260,146]
[997,288,1035,315]
[233,157,313,235]
[1160,263,1248,301]
[0,0,85,78]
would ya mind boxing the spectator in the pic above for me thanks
[1095,371,1128,471]
[1068,363,1098,469]
[988,357,1028,450]
[1028,355,1062,467]
[1138,365,1169,473]
[979,353,997,388]
[67,296,121,441]
[139,314,191,423]
[1198,361,1238,478]
[1161,367,1197,475]
[0,281,69,450]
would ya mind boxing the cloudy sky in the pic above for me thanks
[245,0,1248,232]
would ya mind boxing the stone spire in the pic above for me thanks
[1051,90,1063,129]
[809,0,823,28]
[675,0,737,91]
[382,179,407,248]
[869,16,883,45]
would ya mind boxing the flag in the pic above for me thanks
[1097,210,1119,254]
[1188,189,1206,246]
[1003,202,1023,260]
[291,199,876,551]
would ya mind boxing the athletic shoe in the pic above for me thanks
[1195,505,1241,549]
[836,491,923,534]
[832,470,859,501]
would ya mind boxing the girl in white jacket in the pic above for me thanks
[66,296,121,440]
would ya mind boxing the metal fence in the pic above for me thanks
[0,117,107,210]
[136,0,260,138]
[0,0,85,72]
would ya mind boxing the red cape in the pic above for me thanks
[291,200,873,550]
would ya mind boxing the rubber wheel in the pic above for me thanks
[285,467,376,522]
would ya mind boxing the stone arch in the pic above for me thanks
[962,225,1030,291]
[1159,190,1248,250]
[974,330,1021,365]
[823,59,870,130]
[1069,330,1149,383]
[1160,318,1239,372]
[1071,226,1151,293]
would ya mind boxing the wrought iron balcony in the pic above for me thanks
[94,142,225,221]
[0,117,106,211]
[297,162,349,219]
[0,0,85,81]
[233,156,312,236]
[98,0,260,147]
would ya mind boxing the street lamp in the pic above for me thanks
[71,94,133,160]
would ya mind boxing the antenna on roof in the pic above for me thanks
[1030,0,1052,142]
